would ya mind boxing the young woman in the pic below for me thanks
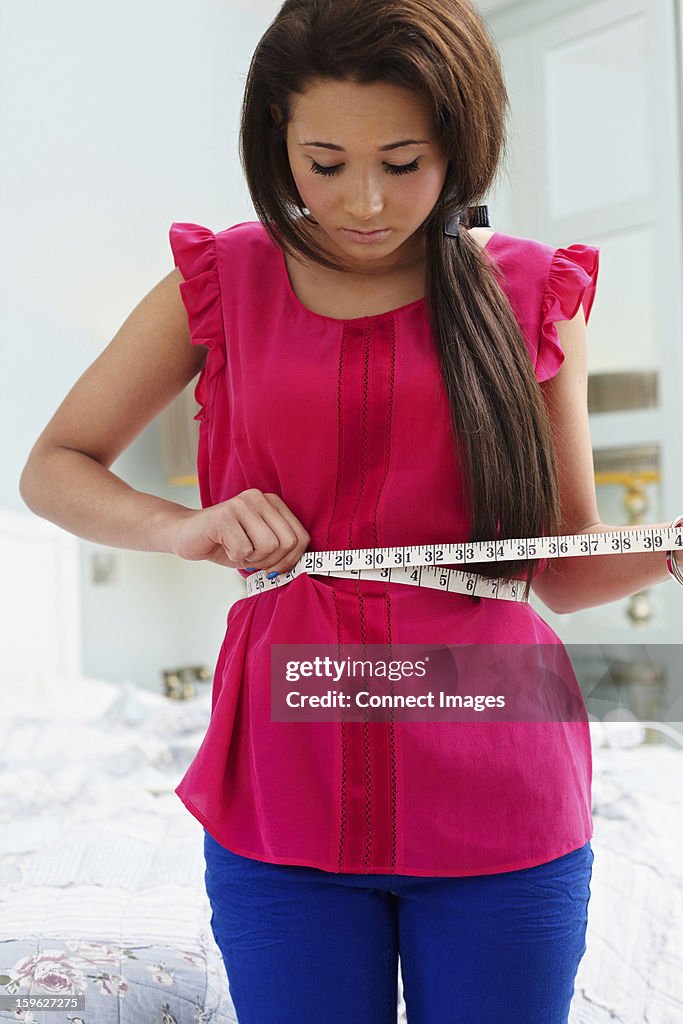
[20,1,682,1021]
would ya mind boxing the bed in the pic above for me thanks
[0,675,238,1024]
[1,510,681,1023]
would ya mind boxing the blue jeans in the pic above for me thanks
[203,829,593,1024]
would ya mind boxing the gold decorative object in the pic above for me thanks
[593,446,661,625]
[608,660,666,744]
[162,664,212,701]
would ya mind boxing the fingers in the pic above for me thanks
[216,490,310,575]
[260,493,311,574]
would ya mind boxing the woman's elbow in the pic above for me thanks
[19,454,45,512]
[530,571,575,616]
[18,443,60,513]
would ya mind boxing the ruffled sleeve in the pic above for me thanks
[537,244,600,382]
[169,222,227,423]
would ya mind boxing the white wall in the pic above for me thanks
[1,0,279,687]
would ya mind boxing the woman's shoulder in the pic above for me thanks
[485,228,555,264]
[490,230,599,296]
[486,229,600,382]
[215,219,266,243]
[488,228,598,275]
[484,229,598,313]
[170,220,265,256]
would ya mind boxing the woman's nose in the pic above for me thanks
[343,176,385,220]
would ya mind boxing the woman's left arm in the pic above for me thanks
[530,304,673,615]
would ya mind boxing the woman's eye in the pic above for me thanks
[309,159,420,177]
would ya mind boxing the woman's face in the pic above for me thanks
[274,78,450,273]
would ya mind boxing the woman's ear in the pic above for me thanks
[270,104,285,133]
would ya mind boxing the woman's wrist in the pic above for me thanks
[154,503,200,557]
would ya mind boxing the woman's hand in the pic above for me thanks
[169,488,311,576]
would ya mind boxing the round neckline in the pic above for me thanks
[272,227,500,324]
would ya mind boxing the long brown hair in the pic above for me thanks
[238,0,561,601]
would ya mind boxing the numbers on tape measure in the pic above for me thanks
[546,539,568,555]
[248,524,683,600]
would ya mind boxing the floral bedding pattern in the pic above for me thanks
[1,939,218,1023]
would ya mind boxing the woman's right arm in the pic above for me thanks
[19,268,310,574]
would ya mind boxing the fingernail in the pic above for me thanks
[245,567,257,572]
[266,571,280,579]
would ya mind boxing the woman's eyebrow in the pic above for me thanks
[298,139,430,151]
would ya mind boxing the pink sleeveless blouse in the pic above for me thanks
[169,219,600,876]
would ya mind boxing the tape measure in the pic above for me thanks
[245,524,683,602]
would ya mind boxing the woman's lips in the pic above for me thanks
[342,228,392,244]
